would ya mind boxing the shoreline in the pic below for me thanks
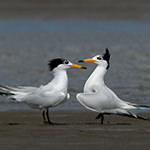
[0,110,150,150]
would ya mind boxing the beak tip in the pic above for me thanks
[82,67,87,69]
[78,60,84,63]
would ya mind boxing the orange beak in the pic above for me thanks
[78,58,95,63]
[70,64,86,69]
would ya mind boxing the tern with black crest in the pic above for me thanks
[0,58,86,124]
[77,49,150,124]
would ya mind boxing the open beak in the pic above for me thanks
[70,64,86,69]
[78,58,95,63]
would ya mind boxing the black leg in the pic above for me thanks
[42,110,47,124]
[96,113,102,119]
[46,109,54,125]
[101,114,104,124]
[96,113,104,124]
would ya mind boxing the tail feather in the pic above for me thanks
[102,111,150,121]
[127,102,150,109]
[136,115,150,121]
[0,84,15,96]
[0,91,14,96]
[0,84,17,91]
[121,111,150,121]
[134,104,150,109]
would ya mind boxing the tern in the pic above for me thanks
[77,49,150,124]
[0,58,86,124]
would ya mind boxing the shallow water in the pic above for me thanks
[0,20,150,111]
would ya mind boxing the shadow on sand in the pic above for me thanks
[7,121,131,126]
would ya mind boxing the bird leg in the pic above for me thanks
[96,113,104,124]
[46,109,55,125]
[101,114,104,124]
[42,109,54,124]
[42,110,47,124]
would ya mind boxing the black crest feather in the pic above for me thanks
[48,58,65,71]
[103,48,110,69]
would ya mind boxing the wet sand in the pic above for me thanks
[0,0,150,21]
[0,110,150,150]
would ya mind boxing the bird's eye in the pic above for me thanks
[64,60,69,64]
[97,57,102,60]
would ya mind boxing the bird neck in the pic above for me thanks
[84,65,107,91]
[50,69,68,92]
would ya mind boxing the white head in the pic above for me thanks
[48,58,86,72]
[79,49,110,69]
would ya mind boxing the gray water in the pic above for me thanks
[0,20,150,111]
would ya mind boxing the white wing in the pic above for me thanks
[15,86,38,92]
[20,91,68,109]
[76,89,131,113]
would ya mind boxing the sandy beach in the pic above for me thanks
[0,110,149,150]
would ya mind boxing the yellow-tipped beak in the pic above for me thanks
[70,64,86,69]
[79,58,95,63]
